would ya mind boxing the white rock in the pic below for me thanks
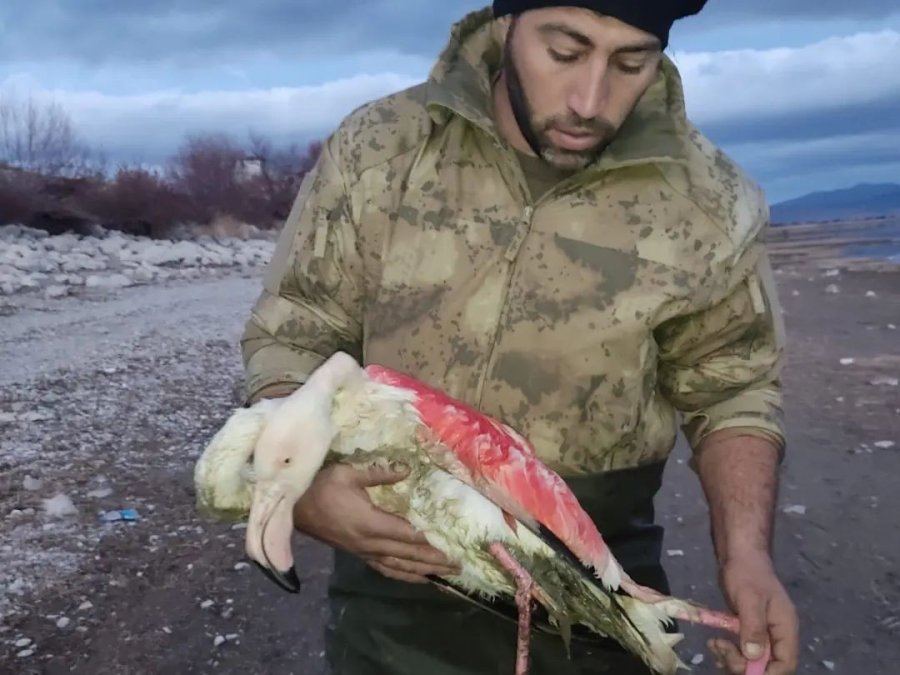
[839,358,854,365]
[16,649,34,658]
[44,284,70,299]
[87,487,113,498]
[233,562,250,571]
[822,660,835,671]
[824,269,840,277]
[783,504,807,515]
[56,617,71,629]
[15,637,32,647]
[874,441,896,450]
[78,600,93,611]
[870,377,899,387]
[666,549,684,557]
[865,290,877,297]
[23,475,42,491]
[162,626,172,634]
[43,493,78,518]
[85,273,133,289]
[825,284,840,294]
[213,634,226,647]
[690,653,705,665]
[225,633,239,641]
[200,599,214,609]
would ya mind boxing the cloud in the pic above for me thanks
[5,0,896,67]
[1,71,422,165]
[1,11,896,200]
[672,30,900,140]
[702,0,898,20]
[0,0,486,64]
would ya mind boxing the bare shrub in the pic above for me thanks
[84,166,193,238]
[168,132,245,224]
[0,90,96,177]
[0,166,42,225]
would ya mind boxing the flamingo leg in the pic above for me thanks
[488,542,534,675]
[620,576,771,675]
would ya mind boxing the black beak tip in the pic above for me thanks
[252,560,301,593]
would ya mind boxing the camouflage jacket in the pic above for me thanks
[240,7,786,475]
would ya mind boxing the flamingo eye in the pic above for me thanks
[283,457,291,465]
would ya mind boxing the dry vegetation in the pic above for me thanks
[0,91,321,239]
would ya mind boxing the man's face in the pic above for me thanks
[501,8,663,170]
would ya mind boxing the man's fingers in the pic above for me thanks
[367,560,430,584]
[354,463,411,487]
[361,507,440,548]
[767,593,800,674]
[708,638,747,674]
[364,537,458,570]
[734,587,770,661]
[372,554,458,579]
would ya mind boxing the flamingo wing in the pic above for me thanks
[364,365,617,586]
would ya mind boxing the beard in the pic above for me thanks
[502,25,618,171]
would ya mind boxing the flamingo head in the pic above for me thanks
[244,351,364,592]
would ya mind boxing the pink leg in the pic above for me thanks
[620,576,771,675]
[488,542,534,675]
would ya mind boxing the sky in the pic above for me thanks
[1,1,898,203]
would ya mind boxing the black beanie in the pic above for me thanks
[492,0,707,49]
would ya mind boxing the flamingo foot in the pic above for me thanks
[620,576,772,675]
[488,542,534,675]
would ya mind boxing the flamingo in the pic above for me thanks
[194,350,770,675]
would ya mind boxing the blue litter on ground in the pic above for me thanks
[99,508,140,522]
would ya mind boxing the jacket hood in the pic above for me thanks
[424,6,692,168]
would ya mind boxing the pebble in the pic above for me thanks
[666,549,685,557]
[233,562,250,571]
[691,653,705,665]
[15,638,32,647]
[87,487,114,499]
[23,475,42,491]
[162,626,172,634]
[839,358,854,365]
[78,601,93,611]
[823,660,835,671]
[56,616,71,629]
[16,649,34,658]
[213,634,226,647]
[200,599,214,609]
[783,504,807,515]
[874,441,895,450]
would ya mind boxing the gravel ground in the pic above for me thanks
[0,260,898,675]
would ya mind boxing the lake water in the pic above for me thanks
[842,221,900,261]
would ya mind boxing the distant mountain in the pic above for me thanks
[769,183,900,224]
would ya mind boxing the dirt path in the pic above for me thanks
[1,263,898,674]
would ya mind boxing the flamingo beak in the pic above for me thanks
[245,481,301,593]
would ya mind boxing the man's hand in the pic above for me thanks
[708,551,799,675]
[292,463,460,584]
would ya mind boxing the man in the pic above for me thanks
[240,2,799,674]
